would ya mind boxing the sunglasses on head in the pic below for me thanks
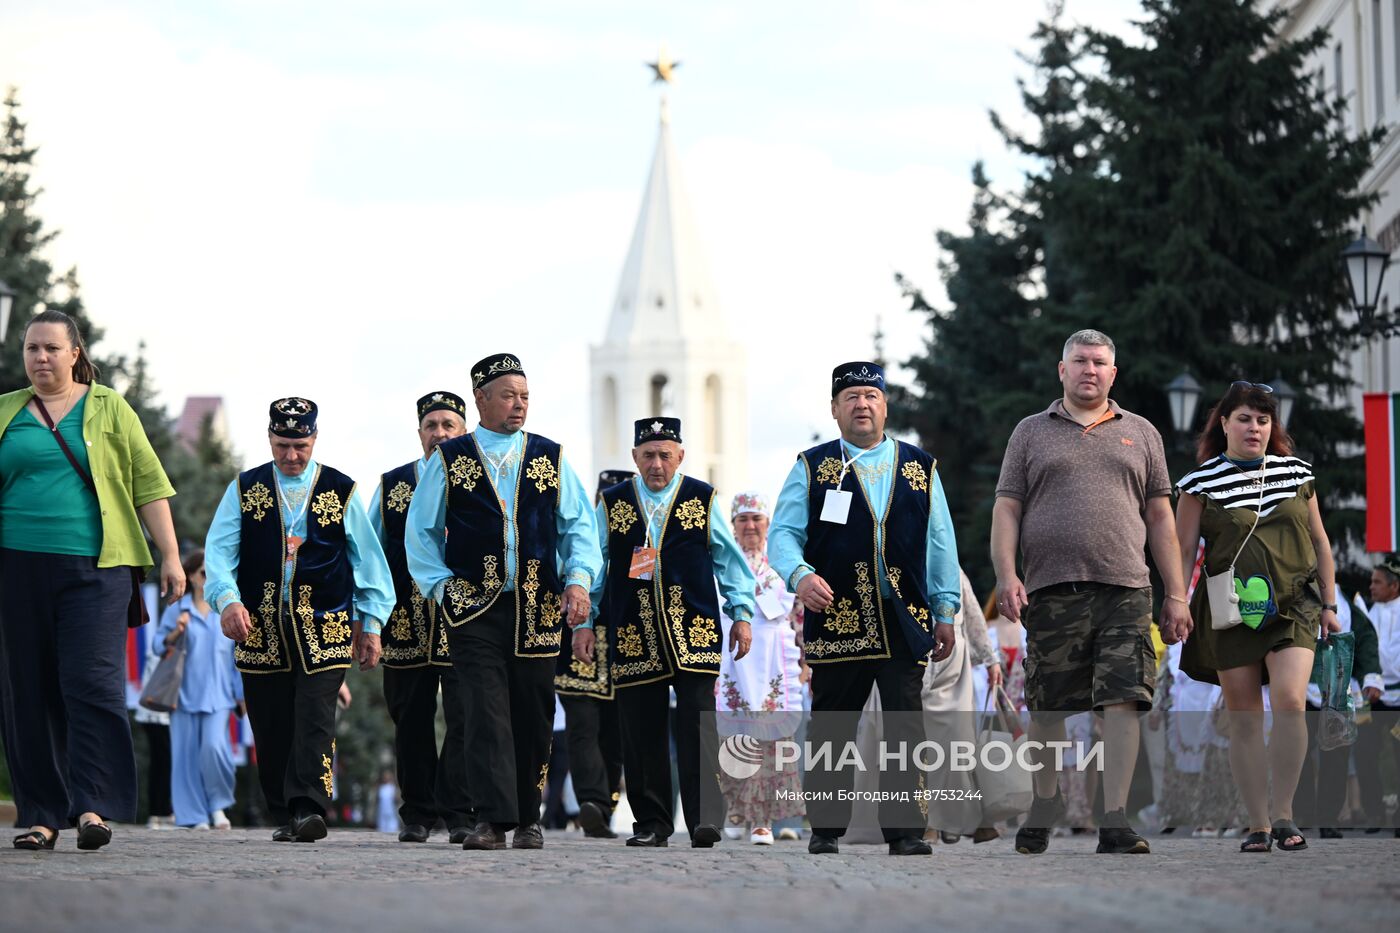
[1231,380,1273,394]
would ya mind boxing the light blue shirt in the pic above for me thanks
[367,455,431,542]
[154,595,243,713]
[405,425,601,602]
[769,435,960,621]
[204,459,396,636]
[582,473,757,628]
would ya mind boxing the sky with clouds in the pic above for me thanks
[0,0,1141,510]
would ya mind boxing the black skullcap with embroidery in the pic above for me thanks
[471,353,525,390]
[831,361,886,398]
[417,390,467,422]
[269,397,318,438]
[634,417,682,447]
[597,469,635,495]
[1379,553,1400,582]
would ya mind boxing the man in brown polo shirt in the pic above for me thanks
[991,328,1192,855]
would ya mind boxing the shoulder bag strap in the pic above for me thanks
[33,396,97,496]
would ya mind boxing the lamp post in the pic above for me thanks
[0,279,15,343]
[1342,229,1394,337]
[1164,371,1203,442]
[1271,375,1297,430]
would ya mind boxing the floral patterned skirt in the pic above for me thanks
[718,738,806,826]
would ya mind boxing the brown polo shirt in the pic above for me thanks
[995,399,1170,594]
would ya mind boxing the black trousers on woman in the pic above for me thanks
[0,549,137,828]
[615,670,724,840]
[241,659,344,825]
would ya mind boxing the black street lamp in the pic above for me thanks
[1164,371,1203,439]
[1342,230,1394,337]
[1270,375,1297,430]
[0,279,14,343]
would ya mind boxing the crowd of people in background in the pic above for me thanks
[2,313,1398,856]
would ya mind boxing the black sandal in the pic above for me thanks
[76,819,112,851]
[13,829,57,850]
[1270,819,1307,851]
[1239,830,1272,853]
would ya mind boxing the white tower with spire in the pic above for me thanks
[591,66,748,493]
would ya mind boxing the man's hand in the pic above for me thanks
[352,620,382,671]
[796,574,834,613]
[220,602,251,642]
[930,621,955,663]
[1363,686,1382,704]
[995,576,1028,624]
[1159,598,1193,645]
[729,620,753,661]
[573,627,596,664]
[562,584,591,629]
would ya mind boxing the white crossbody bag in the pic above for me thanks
[1206,469,1267,631]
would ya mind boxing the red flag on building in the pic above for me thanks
[1365,393,1400,552]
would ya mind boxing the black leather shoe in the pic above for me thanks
[577,801,617,838]
[398,824,430,843]
[448,826,471,845]
[272,824,294,842]
[889,836,933,855]
[625,831,668,847]
[512,823,544,850]
[291,813,327,843]
[461,821,506,850]
[690,824,721,848]
[808,834,839,854]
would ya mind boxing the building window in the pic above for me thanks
[601,375,618,456]
[650,373,671,417]
[704,374,723,454]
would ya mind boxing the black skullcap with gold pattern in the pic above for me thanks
[634,417,682,446]
[269,397,317,438]
[597,469,635,495]
[1379,554,1400,582]
[417,390,466,422]
[831,361,885,398]
[471,353,525,390]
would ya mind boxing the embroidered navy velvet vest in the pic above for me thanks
[554,614,614,699]
[378,461,450,669]
[234,462,357,675]
[602,475,723,687]
[435,431,564,658]
[799,439,937,663]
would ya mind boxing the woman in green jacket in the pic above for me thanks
[0,310,184,851]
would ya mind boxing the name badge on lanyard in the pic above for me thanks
[629,546,658,581]
[820,490,853,524]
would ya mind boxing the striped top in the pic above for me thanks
[1176,454,1314,517]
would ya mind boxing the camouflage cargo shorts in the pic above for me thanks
[1023,581,1155,715]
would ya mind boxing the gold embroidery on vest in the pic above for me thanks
[448,455,484,492]
[824,598,860,635]
[617,623,644,657]
[613,589,665,678]
[608,499,639,535]
[688,616,719,647]
[674,498,706,531]
[297,584,352,666]
[235,581,280,665]
[386,481,413,513]
[814,457,843,486]
[806,561,884,660]
[389,606,412,642]
[322,610,351,644]
[525,455,559,493]
[901,460,929,493]
[241,482,274,521]
[311,490,344,527]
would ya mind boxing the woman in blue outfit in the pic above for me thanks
[155,549,243,829]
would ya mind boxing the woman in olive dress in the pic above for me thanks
[1175,381,1339,854]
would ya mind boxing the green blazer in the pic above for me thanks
[0,383,176,570]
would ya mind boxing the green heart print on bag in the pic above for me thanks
[1233,575,1276,629]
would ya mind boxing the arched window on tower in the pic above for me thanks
[650,373,672,417]
[601,375,618,456]
[704,374,722,454]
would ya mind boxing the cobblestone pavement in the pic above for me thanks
[2,828,1396,932]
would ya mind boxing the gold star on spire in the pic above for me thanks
[646,44,680,84]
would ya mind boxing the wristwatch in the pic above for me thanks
[1322,603,1338,612]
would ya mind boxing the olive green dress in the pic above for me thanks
[1179,463,1321,685]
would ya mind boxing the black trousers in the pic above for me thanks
[807,614,926,843]
[141,722,173,817]
[445,600,555,829]
[560,694,623,812]
[1354,698,1400,825]
[241,662,344,825]
[615,670,723,839]
[0,550,136,828]
[383,663,473,827]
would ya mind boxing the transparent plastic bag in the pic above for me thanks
[1309,632,1357,751]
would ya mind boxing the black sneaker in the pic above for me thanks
[1014,790,1065,855]
[1096,808,1150,854]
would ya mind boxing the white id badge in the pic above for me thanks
[755,589,784,620]
[820,489,853,524]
